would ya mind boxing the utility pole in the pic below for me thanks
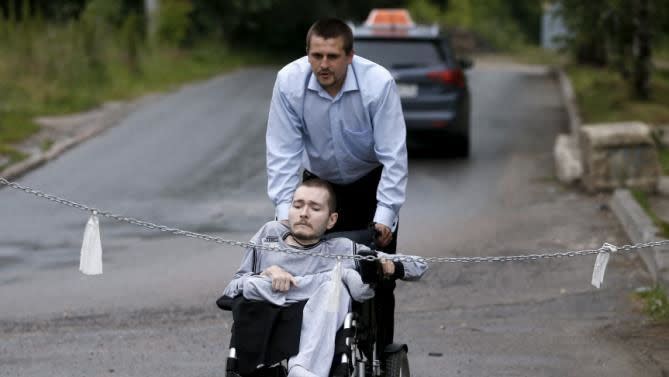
[145,0,159,41]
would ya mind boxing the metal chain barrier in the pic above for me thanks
[2,176,668,264]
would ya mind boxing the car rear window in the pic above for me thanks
[354,39,447,69]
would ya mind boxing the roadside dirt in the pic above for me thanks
[608,319,669,375]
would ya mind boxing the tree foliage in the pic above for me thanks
[200,0,405,56]
[408,0,542,51]
[1,0,547,55]
[558,0,669,99]
[156,0,192,46]
[0,0,143,22]
[14,0,669,101]
[1,0,408,55]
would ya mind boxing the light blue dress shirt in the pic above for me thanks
[266,55,408,228]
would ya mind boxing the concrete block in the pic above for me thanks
[658,248,669,277]
[658,176,669,196]
[653,242,669,286]
[554,134,582,183]
[653,124,669,148]
[580,122,660,192]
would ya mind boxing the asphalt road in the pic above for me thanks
[0,63,663,377]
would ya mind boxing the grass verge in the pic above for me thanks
[631,189,669,238]
[0,18,278,167]
[565,64,669,125]
[658,146,669,175]
[502,44,669,126]
[0,144,27,172]
[636,285,669,322]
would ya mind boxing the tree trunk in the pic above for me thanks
[633,0,651,99]
[576,38,607,66]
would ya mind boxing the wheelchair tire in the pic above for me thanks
[385,349,410,377]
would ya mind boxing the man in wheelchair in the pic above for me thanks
[220,179,427,377]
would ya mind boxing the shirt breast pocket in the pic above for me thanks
[341,125,375,162]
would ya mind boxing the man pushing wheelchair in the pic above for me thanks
[264,16,410,372]
[221,14,415,376]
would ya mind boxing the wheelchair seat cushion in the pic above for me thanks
[230,296,307,374]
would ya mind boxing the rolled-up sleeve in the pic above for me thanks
[266,77,304,220]
[378,251,428,281]
[371,80,408,229]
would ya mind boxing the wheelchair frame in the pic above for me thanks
[224,295,409,377]
[333,295,410,377]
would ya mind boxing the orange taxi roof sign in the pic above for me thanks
[364,9,415,28]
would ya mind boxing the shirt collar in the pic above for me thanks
[307,63,359,99]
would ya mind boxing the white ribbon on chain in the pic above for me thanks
[79,211,103,275]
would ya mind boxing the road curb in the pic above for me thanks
[554,67,582,140]
[552,67,583,186]
[610,189,668,284]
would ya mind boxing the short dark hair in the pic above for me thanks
[306,18,354,55]
[298,178,337,213]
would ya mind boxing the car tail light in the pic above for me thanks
[427,69,465,88]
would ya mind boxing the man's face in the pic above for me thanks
[289,185,338,243]
[307,35,353,96]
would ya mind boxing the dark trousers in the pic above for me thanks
[303,167,397,353]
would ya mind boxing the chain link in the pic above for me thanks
[2,176,666,264]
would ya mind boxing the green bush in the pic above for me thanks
[119,12,143,75]
[566,64,669,125]
[0,3,276,165]
[408,0,541,52]
[630,189,669,238]
[80,0,124,28]
[637,285,669,321]
[156,0,193,47]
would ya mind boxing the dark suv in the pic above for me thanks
[352,13,473,157]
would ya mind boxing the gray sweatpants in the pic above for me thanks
[242,269,374,377]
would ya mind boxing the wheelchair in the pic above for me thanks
[220,228,411,377]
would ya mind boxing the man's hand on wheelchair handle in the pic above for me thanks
[374,223,392,248]
[261,265,298,292]
[380,259,395,277]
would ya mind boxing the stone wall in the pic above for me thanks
[579,122,660,192]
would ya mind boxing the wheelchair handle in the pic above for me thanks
[324,225,376,247]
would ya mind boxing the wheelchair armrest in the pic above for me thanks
[216,294,235,311]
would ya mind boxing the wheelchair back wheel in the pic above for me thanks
[385,349,410,377]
